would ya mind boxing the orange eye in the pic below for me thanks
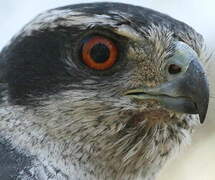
[81,36,118,70]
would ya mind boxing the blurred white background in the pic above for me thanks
[0,1,214,180]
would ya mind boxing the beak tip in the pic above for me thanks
[199,112,207,124]
[198,104,208,124]
[200,117,205,124]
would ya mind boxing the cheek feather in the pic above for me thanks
[131,110,170,126]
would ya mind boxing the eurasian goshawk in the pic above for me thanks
[0,2,209,180]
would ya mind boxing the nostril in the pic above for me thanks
[168,64,182,74]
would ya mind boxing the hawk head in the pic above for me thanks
[0,3,209,180]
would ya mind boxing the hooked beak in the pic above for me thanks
[125,42,209,123]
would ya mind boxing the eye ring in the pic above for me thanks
[81,36,118,70]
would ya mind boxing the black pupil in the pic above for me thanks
[168,64,182,74]
[90,43,110,63]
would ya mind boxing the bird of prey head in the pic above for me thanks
[0,2,210,180]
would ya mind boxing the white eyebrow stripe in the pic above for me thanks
[115,24,142,40]
[16,9,142,41]
[20,10,116,36]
